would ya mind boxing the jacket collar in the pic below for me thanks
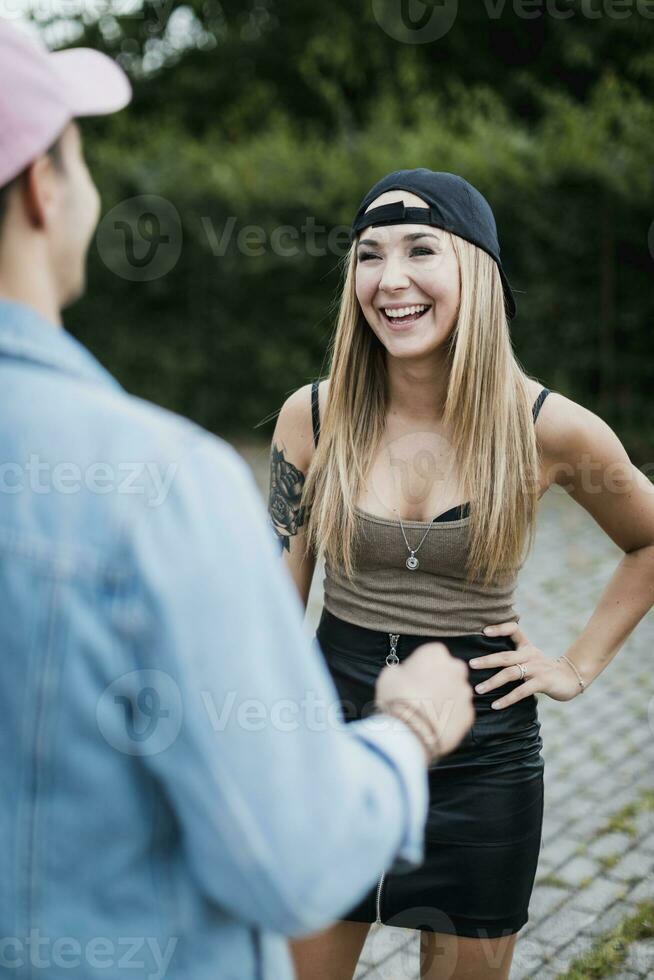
[0,299,123,392]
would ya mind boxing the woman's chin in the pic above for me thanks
[383,331,451,360]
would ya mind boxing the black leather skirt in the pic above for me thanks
[315,607,545,939]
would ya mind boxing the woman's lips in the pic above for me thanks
[380,305,431,330]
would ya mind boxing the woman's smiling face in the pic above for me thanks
[355,190,461,358]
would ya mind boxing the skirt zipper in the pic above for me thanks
[375,871,385,925]
[376,632,401,925]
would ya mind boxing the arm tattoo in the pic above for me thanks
[268,442,307,554]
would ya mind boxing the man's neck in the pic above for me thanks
[0,284,62,328]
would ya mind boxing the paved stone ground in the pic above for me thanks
[239,442,654,980]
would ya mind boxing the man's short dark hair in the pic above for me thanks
[0,135,65,233]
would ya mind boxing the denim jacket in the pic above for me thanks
[0,299,427,979]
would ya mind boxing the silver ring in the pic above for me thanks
[517,663,527,681]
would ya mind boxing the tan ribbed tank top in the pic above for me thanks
[311,384,550,637]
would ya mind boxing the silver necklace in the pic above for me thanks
[393,510,435,571]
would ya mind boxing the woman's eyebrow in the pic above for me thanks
[403,232,441,242]
[357,231,441,248]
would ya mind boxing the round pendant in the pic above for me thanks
[406,555,419,571]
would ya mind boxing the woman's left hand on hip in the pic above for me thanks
[469,621,582,708]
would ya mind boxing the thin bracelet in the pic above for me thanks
[558,655,586,693]
[380,700,437,759]
[389,707,437,763]
[381,699,442,762]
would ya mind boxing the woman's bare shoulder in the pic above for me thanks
[525,377,549,407]
[531,385,614,477]
[273,379,330,472]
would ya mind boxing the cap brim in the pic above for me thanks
[50,47,132,117]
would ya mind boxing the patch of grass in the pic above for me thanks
[542,577,561,595]
[597,854,620,872]
[556,899,654,979]
[537,873,569,890]
[589,744,608,763]
[596,790,654,839]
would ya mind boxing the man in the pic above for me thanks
[0,20,473,979]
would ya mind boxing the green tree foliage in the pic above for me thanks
[31,0,654,456]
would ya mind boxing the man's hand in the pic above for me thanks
[375,643,475,760]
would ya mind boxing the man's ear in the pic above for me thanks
[21,154,61,231]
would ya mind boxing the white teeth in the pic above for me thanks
[383,305,429,318]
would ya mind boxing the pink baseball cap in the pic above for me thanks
[0,19,132,187]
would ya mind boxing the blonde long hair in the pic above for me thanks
[302,233,541,587]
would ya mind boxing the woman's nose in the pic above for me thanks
[379,257,411,292]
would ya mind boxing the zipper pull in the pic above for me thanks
[386,633,400,666]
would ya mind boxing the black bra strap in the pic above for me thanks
[532,387,551,423]
[311,380,321,449]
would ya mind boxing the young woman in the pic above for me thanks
[268,168,654,980]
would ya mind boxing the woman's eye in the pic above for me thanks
[411,247,435,257]
[358,252,380,262]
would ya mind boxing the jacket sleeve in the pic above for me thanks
[128,432,428,937]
